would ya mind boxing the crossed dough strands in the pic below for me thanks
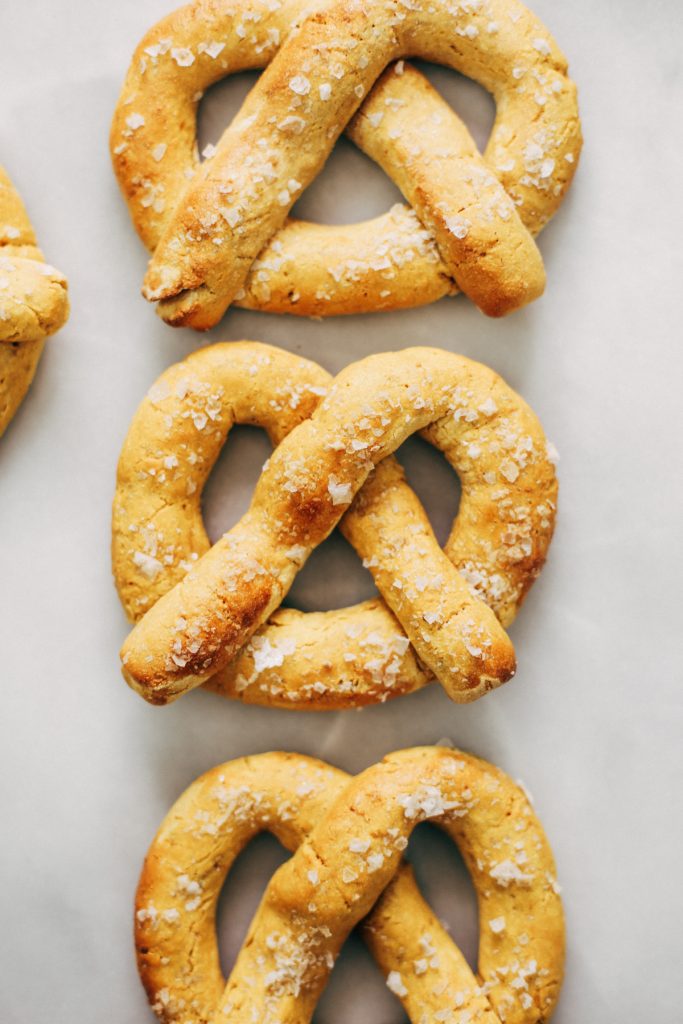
[136,747,565,1023]
[111,0,581,328]
[114,342,558,708]
[0,166,69,436]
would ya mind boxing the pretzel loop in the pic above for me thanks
[114,342,557,708]
[111,0,581,327]
[136,747,565,1023]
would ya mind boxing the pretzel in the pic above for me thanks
[114,342,558,708]
[136,746,565,1023]
[0,166,69,436]
[111,0,581,328]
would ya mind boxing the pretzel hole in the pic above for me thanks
[216,831,289,975]
[416,60,496,156]
[197,70,260,162]
[291,136,404,226]
[316,932,407,1022]
[202,424,270,545]
[289,532,377,611]
[408,822,479,970]
[396,434,461,549]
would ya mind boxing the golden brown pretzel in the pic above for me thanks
[136,747,565,1023]
[113,342,558,708]
[0,166,69,436]
[111,0,581,328]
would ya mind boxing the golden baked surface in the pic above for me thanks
[136,746,565,1022]
[113,342,558,708]
[111,0,581,328]
[0,166,69,436]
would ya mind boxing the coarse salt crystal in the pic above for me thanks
[500,460,519,483]
[328,476,352,505]
[289,74,311,95]
[446,216,470,239]
[125,113,145,130]
[546,440,560,464]
[201,41,225,59]
[133,551,163,580]
[386,971,408,997]
[490,859,532,886]
[221,206,242,228]
[171,47,195,67]
[478,397,498,416]
[367,852,384,872]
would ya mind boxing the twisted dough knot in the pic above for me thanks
[0,166,69,436]
[111,0,581,328]
[136,747,564,1023]
[114,343,558,708]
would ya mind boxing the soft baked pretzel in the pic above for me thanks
[136,747,565,1023]
[0,166,69,436]
[111,0,581,328]
[114,342,558,708]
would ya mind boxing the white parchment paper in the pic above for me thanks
[0,1,681,1020]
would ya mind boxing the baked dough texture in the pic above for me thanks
[111,0,581,328]
[0,166,69,436]
[113,342,558,708]
[136,746,565,1023]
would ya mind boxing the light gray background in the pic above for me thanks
[1,1,681,1020]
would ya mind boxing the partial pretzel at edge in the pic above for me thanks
[0,166,69,436]
[136,747,565,1023]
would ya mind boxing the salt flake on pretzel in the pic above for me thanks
[111,0,581,327]
[114,342,557,707]
[136,747,565,1022]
